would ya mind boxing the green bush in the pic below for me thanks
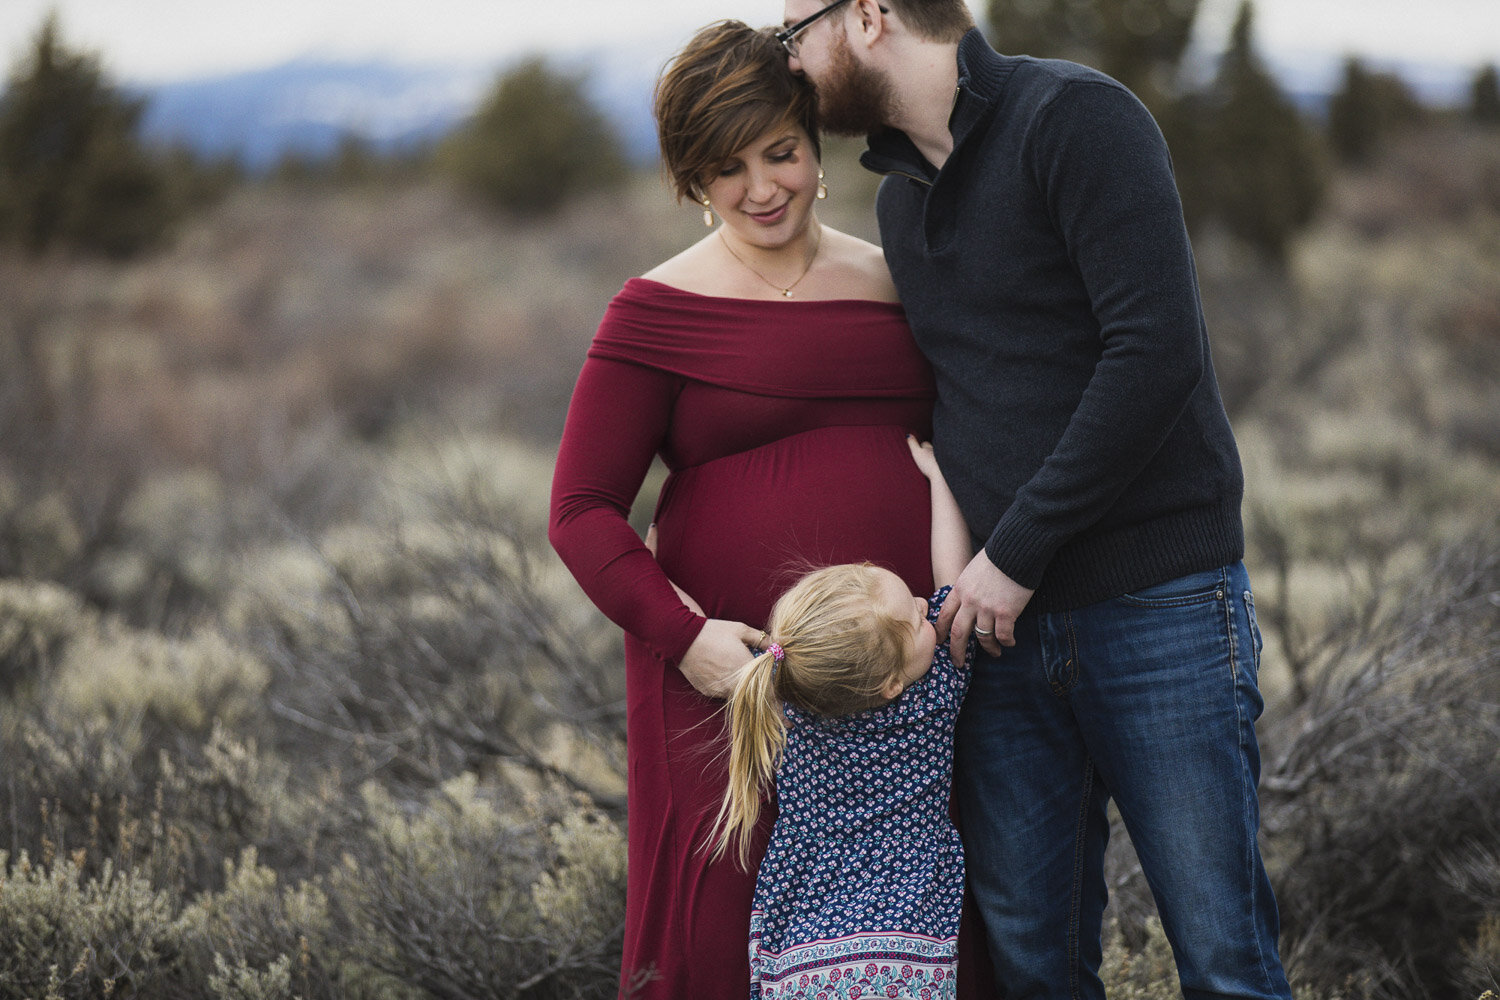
[1183,1,1326,264]
[437,57,627,217]
[1472,64,1500,126]
[0,15,176,257]
[983,0,1324,264]
[1327,57,1429,165]
[985,0,1201,108]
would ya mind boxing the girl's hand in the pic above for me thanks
[907,435,942,480]
[908,434,973,593]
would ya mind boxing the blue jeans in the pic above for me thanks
[954,563,1292,1000]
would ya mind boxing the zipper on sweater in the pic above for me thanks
[869,85,963,188]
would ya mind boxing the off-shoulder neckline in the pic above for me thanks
[624,276,904,309]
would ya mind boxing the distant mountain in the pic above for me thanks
[134,52,662,172]
[1265,49,1474,116]
[135,59,490,169]
[131,47,1472,172]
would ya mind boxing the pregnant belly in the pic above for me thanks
[652,424,933,627]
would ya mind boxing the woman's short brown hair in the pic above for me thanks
[654,20,821,204]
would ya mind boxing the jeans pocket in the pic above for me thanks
[1242,589,1263,675]
[1114,567,1227,609]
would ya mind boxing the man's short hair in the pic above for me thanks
[884,0,974,43]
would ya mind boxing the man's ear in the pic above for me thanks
[852,0,888,45]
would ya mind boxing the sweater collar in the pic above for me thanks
[860,28,1011,181]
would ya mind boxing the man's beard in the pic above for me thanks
[815,31,898,138]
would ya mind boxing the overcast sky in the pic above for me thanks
[2,0,1496,85]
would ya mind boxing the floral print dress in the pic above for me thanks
[749,588,969,1000]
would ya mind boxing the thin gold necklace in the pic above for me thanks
[719,224,822,298]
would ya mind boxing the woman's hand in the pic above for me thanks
[678,618,765,699]
[645,522,706,615]
[645,521,757,697]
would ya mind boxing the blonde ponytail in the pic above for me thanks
[708,648,786,868]
[705,563,917,870]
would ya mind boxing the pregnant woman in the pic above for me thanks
[549,20,938,1000]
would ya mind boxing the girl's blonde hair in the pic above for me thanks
[709,563,915,868]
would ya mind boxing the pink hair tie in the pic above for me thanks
[767,643,785,664]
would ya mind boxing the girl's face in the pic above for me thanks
[702,123,820,250]
[873,569,938,700]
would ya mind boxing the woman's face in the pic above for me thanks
[702,123,820,249]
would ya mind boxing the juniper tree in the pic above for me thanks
[0,14,175,256]
[1193,1,1325,264]
[437,57,628,218]
[1328,56,1427,165]
[1472,63,1500,125]
[985,0,1202,110]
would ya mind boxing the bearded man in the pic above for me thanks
[776,2,1295,998]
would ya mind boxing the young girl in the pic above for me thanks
[711,436,973,1000]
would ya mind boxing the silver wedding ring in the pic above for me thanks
[973,626,993,637]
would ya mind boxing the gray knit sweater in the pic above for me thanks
[862,29,1244,612]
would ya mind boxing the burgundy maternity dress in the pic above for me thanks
[549,277,940,999]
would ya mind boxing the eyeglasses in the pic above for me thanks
[775,0,855,58]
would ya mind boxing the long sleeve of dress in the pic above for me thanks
[548,356,707,664]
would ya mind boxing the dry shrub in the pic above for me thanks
[327,776,625,1000]
[83,467,284,629]
[0,850,178,999]
[1326,125,1500,238]
[530,810,630,984]
[0,785,628,999]
[0,712,627,998]
[1192,232,1300,417]
[1459,913,1500,999]
[53,625,270,735]
[206,953,297,1000]
[0,713,299,900]
[1261,525,1500,999]
[239,474,624,807]
[0,480,85,580]
[177,847,339,1000]
[1099,917,1179,999]
[0,577,86,698]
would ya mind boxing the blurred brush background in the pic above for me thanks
[0,1,1497,998]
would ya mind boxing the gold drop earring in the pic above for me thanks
[817,168,828,200]
[701,195,714,227]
